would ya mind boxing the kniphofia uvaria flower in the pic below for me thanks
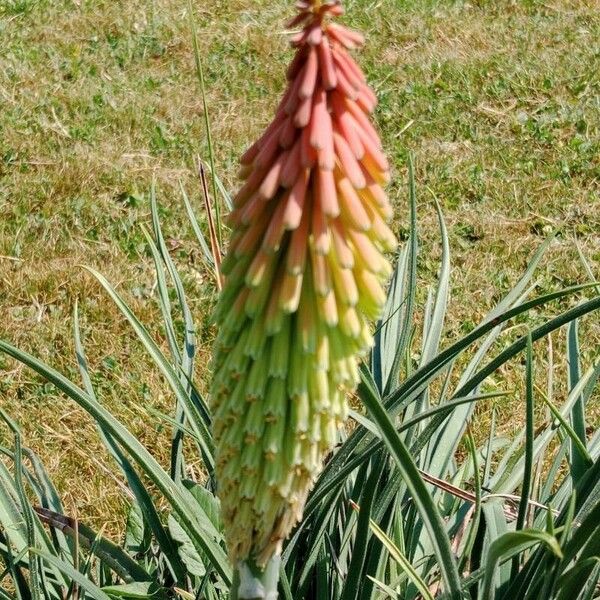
[211,0,396,592]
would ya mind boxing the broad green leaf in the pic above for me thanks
[168,516,206,578]
[102,582,167,600]
[124,503,147,556]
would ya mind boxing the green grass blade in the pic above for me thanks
[539,395,593,469]
[293,491,343,595]
[459,429,482,572]
[0,542,27,600]
[149,187,194,483]
[23,448,72,562]
[575,241,599,294]
[372,245,408,392]
[143,228,180,361]
[556,477,600,571]
[141,406,201,443]
[383,155,418,396]
[307,391,503,529]
[385,284,598,418]
[452,296,600,406]
[149,186,197,382]
[555,557,600,600]
[420,198,450,367]
[484,236,554,323]
[0,442,72,565]
[495,360,600,494]
[367,575,399,598]
[0,411,42,600]
[367,518,434,600]
[0,462,29,560]
[578,565,600,600]
[278,567,293,600]
[32,550,112,600]
[340,466,381,600]
[34,508,149,583]
[205,164,233,212]
[179,181,216,267]
[482,407,496,484]
[351,391,506,442]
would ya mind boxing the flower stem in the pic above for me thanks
[230,557,281,600]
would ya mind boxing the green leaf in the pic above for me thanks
[555,557,600,600]
[367,518,434,600]
[513,333,535,540]
[179,181,216,267]
[340,464,382,600]
[381,154,418,396]
[420,198,451,368]
[459,429,482,572]
[168,515,206,578]
[567,319,588,484]
[187,0,222,245]
[102,582,167,600]
[35,507,150,583]
[124,503,147,556]
[31,550,113,600]
[367,575,399,598]
[73,303,187,584]
[539,394,593,469]
[481,530,563,600]
[148,187,197,484]
[358,366,462,597]
[168,481,223,579]
[183,480,222,533]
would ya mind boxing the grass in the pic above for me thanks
[0,0,599,532]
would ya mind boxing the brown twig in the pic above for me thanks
[196,157,223,291]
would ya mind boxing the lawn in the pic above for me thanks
[1,0,599,532]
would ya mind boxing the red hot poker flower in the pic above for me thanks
[212,0,397,571]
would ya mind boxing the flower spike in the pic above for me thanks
[212,0,396,576]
